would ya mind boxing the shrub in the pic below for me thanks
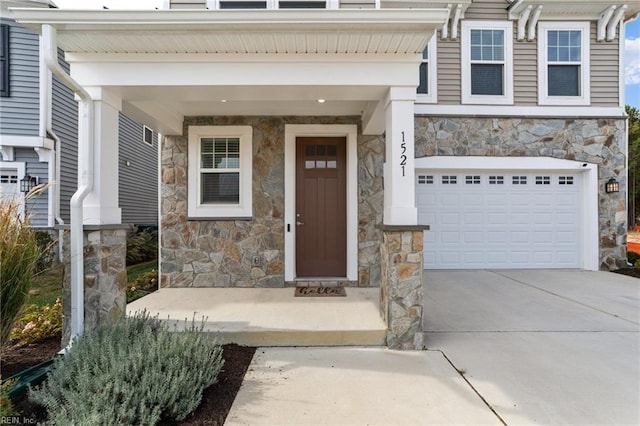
[126,227,158,266]
[10,299,63,345]
[0,379,17,417]
[29,311,224,425]
[0,199,40,351]
[127,269,159,303]
[628,251,640,265]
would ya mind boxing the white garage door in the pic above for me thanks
[417,171,582,269]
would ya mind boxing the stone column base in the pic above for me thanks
[377,225,429,350]
[60,225,129,346]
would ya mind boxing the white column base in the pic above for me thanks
[82,206,122,226]
[383,206,418,226]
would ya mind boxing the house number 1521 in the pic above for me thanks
[400,131,407,177]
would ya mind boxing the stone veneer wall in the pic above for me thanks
[61,227,128,346]
[379,228,426,350]
[161,116,384,288]
[415,117,628,270]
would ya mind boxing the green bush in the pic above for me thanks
[10,299,63,345]
[628,251,640,265]
[0,199,40,351]
[29,312,223,425]
[127,269,159,303]
[126,227,158,266]
[0,379,17,417]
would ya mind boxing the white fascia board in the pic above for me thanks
[66,59,420,89]
[0,135,54,149]
[414,104,626,118]
[12,8,451,33]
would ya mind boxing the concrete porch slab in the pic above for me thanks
[126,287,387,346]
[226,347,502,425]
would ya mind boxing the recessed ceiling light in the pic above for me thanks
[221,99,227,103]
[317,99,326,103]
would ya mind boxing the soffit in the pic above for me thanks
[11,8,449,55]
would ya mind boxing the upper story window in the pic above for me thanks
[461,21,513,105]
[207,0,330,8]
[188,126,253,218]
[0,25,9,98]
[538,22,590,105]
[416,32,437,103]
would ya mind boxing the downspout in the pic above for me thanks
[39,38,65,257]
[42,24,94,342]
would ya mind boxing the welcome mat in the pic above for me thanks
[294,286,346,297]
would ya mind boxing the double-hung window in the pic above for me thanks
[416,31,437,103]
[538,22,590,105]
[188,126,253,218]
[0,25,9,97]
[461,21,513,105]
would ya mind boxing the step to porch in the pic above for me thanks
[126,287,387,347]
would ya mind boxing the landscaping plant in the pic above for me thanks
[10,298,63,345]
[29,311,224,425]
[127,269,159,303]
[126,227,158,266]
[0,198,40,351]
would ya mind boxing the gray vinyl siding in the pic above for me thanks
[437,31,461,104]
[591,22,619,106]
[0,19,39,136]
[119,114,158,225]
[14,148,48,227]
[52,49,78,224]
[464,0,509,20]
[514,33,537,105]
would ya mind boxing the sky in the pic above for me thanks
[53,0,640,109]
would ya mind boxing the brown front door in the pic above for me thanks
[295,137,347,277]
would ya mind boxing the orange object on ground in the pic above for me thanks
[628,241,640,255]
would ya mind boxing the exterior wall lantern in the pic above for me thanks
[20,175,37,193]
[605,178,620,194]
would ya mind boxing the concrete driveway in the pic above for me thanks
[424,269,640,425]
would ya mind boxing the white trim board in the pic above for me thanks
[414,156,599,271]
[284,124,358,282]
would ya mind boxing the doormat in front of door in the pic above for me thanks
[294,286,346,297]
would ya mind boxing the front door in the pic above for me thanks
[295,137,347,277]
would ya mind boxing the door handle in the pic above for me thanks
[296,221,305,226]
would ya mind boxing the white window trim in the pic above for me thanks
[538,21,590,106]
[143,125,153,146]
[461,20,514,105]
[187,125,252,218]
[416,30,437,104]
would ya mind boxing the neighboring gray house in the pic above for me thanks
[0,0,158,228]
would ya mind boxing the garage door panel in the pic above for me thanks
[418,170,582,269]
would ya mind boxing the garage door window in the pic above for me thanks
[489,176,504,184]
[559,176,574,185]
[442,175,457,184]
[512,176,527,185]
[536,176,551,185]
[418,175,434,184]
[465,175,481,184]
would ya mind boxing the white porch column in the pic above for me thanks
[82,89,122,225]
[383,87,418,225]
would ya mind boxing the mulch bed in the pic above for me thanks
[2,334,256,425]
[611,268,640,279]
